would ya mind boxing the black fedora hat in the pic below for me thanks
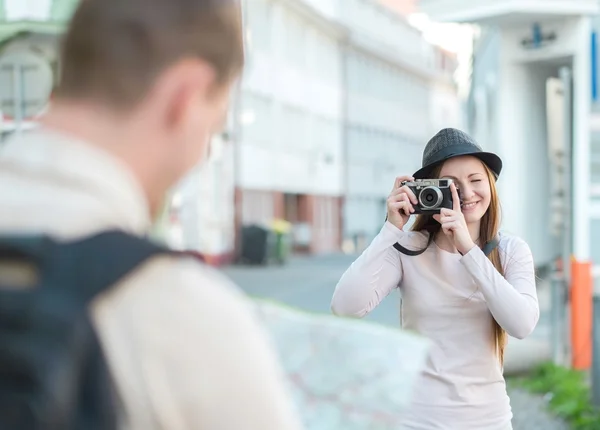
[413,128,502,180]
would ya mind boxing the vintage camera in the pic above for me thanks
[401,178,459,214]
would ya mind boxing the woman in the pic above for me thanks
[331,128,539,430]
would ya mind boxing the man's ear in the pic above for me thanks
[153,59,217,131]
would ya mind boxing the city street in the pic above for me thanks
[221,253,569,430]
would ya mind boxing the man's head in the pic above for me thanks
[49,0,244,213]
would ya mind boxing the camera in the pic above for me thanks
[401,179,459,214]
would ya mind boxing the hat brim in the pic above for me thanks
[413,151,502,180]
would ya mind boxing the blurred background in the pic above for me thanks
[1,1,600,427]
[0,0,467,261]
[0,0,587,272]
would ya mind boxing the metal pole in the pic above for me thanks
[340,36,349,252]
[558,66,573,361]
[559,66,572,282]
[550,271,563,364]
[13,64,23,136]
[592,289,600,407]
[231,0,248,262]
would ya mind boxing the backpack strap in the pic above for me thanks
[0,230,172,301]
[0,231,175,430]
[51,230,172,303]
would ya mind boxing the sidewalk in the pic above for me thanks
[508,386,570,430]
[504,281,570,429]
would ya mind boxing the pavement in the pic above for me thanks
[220,253,570,430]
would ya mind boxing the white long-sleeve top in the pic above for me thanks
[331,221,539,430]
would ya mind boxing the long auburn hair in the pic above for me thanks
[410,161,507,366]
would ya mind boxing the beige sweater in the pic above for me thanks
[0,129,303,430]
[331,222,539,430]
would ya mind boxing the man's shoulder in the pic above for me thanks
[143,254,248,302]
[103,253,256,323]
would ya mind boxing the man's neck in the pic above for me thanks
[42,101,129,150]
[41,101,162,217]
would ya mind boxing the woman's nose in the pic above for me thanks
[459,184,475,200]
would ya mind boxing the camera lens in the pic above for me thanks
[419,186,443,209]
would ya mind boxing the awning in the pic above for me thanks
[0,0,79,43]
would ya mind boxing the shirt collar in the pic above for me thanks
[0,128,153,235]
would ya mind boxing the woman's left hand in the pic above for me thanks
[433,183,476,255]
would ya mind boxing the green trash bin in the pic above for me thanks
[271,219,292,264]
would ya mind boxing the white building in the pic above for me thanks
[0,0,462,263]
[419,0,599,370]
[238,0,462,255]
[236,0,345,255]
[162,132,237,265]
[341,0,461,249]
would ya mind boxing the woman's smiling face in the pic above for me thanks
[438,156,491,224]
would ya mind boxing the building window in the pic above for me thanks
[241,93,272,147]
[246,0,271,52]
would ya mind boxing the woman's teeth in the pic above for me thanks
[461,202,477,210]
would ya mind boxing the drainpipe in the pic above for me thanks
[231,0,248,262]
[340,33,350,252]
[570,16,592,370]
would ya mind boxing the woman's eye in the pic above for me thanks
[472,179,481,183]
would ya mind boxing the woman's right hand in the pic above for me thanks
[386,175,418,231]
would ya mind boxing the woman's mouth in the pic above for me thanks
[461,201,479,211]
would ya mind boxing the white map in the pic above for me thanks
[254,300,431,430]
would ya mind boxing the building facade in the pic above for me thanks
[340,0,461,251]
[0,0,462,261]
[236,0,345,255]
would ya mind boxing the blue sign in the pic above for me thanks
[533,23,542,48]
[592,31,598,102]
[520,23,556,49]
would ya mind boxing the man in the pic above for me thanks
[0,0,303,428]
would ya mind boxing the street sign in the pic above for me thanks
[0,51,54,122]
[521,23,556,49]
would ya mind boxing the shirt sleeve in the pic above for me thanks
[330,221,404,318]
[459,236,539,339]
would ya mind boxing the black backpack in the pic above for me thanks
[0,230,172,430]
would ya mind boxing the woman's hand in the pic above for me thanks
[386,176,417,231]
[433,183,475,254]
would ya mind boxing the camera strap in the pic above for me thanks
[384,211,500,257]
[481,237,500,256]
[392,234,500,257]
[392,235,433,256]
